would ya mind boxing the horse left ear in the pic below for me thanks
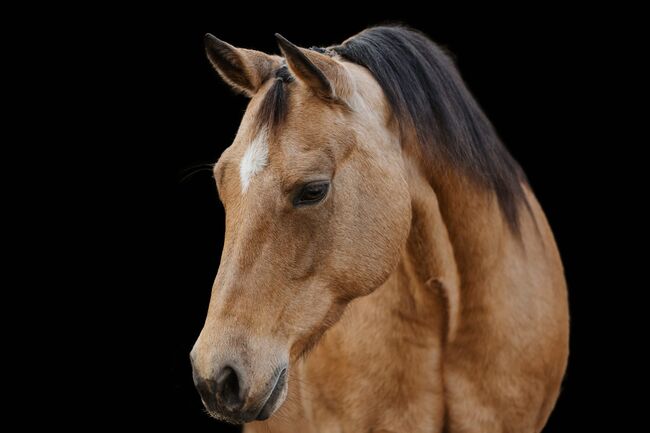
[275,33,351,101]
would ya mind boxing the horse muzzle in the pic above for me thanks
[190,353,288,424]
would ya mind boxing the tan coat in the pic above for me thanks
[191,30,569,433]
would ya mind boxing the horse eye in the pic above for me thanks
[293,181,330,207]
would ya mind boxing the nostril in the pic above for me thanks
[215,366,243,410]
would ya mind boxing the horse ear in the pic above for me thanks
[275,33,351,101]
[205,34,277,97]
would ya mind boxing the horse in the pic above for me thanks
[190,26,569,433]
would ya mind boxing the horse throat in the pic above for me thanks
[402,154,462,343]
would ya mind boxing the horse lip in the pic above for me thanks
[255,368,287,420]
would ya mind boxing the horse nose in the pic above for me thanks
[215,366,244,410]
[193,364,246,412]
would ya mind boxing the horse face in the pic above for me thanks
[190,35,411,424]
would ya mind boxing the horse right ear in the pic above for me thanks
[204,34,278,97]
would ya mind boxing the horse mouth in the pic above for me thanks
[256,368,287,420]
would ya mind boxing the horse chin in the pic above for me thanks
[205,409,248,425]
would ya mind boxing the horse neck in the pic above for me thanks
[399,149,519,342]
[294,149,522,401]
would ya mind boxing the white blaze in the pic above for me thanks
[239,129,269,192]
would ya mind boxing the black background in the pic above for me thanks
[53,5,630,432]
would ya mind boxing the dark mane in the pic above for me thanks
[332,26,527,232]
[255,65,293,134]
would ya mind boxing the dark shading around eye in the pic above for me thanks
[293,181,330,207]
